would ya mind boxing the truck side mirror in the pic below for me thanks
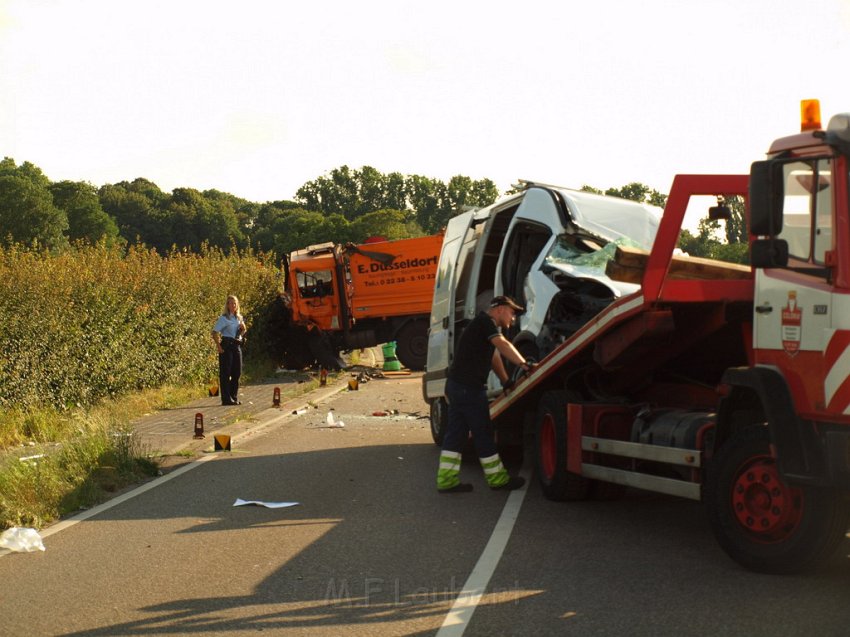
[749,160,784,236]
[751,238,789,268]
[708,203,731,221]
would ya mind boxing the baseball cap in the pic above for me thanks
[489,295,524,313]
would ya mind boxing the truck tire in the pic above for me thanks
[282,326,316,370]
[395,320,428,371]
[704,425,850,573]
[430,397,448,446]
[308,329,344,370]
[535,390,589,501]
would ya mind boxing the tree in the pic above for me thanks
[0,158,68,249]
[250,201,302,253]
[723,196,747,245]
[266,208,348,256]
[99,181,171,251]
[406,174,444,233]
[50,180,120,245]
[296,165,360,218]
[165,188,245,252]
[295,166,499,234]
[677,205,748,264]
[348,209,424,243]
[384,172,407,211]
[592,182,668,209]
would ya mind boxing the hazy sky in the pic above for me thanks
[2,0,849,207]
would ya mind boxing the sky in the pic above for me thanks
[2,0,849,218]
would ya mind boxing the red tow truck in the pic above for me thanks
[492,100,850,573]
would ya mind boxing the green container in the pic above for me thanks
[382,341,401,371]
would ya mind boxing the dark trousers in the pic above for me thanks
[218,344,242,404]
[442,377,498,458]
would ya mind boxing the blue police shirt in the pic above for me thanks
[214,314,241,339]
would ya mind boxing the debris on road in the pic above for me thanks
[0,527,45,553]
[233,498,299,509]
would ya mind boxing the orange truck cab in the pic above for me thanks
[283,233,442,370]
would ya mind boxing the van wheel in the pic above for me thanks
[535,390,589,501]
[705,425,850,573]
[396,320,428,370]
[430,397,448,445]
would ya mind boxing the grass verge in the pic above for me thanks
[0,382,208,529]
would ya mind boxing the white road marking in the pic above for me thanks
[436,467,531,636]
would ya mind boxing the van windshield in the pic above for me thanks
[545,235,646,278]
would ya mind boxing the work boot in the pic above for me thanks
[490,476,525,491]
[438,483,474,494]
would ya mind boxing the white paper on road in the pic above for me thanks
[233,498,300,509]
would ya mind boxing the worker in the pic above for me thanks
[436,295,535,493]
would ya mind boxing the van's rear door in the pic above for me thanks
[424,210,475,400]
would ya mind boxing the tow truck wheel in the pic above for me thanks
[535,390,589,501]
[705,425,850,573]
[430,397,448,446]
[395,320,428,371]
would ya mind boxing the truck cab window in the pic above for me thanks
[778,159,833,269]
[298,270,334,298]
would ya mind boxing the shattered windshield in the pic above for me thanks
[546,236,647,278]
[544,189,661,279]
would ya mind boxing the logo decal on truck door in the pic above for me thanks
[781,290,802,356]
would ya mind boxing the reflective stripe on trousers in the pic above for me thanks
[436,450,463,490]
[480,453,508,487]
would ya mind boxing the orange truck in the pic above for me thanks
[281,233,442,370]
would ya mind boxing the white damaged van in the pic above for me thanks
[422,181,661,445]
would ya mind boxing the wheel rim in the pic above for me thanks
[540,413,557,480]
[730,454,804,543]
[431,400,443,438]
[409,331,428,359]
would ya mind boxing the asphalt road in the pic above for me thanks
[2,372,850,636]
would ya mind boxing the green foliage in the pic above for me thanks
[677,196,750,265]
[296,165,498,234]
[582,181,668,208]
[723,196,747,244]
[98,180,247,253]
[0,243,280,412]
[348,209,425,243]
[0,158,68,249]
[50,180,120,245]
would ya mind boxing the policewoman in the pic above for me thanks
[211,294,247,406]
